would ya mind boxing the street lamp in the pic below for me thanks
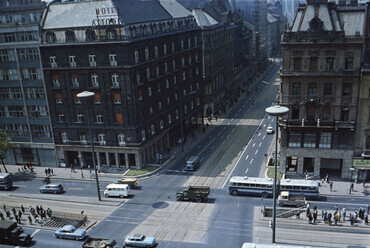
[265,105,289,244]
[77,91,101,201]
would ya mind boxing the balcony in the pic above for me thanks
[361,149,370,158]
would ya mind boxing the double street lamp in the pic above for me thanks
[265,105,289,244]
[77,91,101,201]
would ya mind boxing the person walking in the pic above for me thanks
[330,182,333,191]
[18,210,22,221]
[342,207,346,221]
[30,206,35,216]
[313,210,318,223]
[0,211,4,220]
[44,168,48,176]
[21,205,25,214]
[36,205,40,215]
[28,215,32,225]
[365,212,368,225]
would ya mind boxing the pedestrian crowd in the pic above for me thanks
[44,167,54,176]
[0,203,53,225]
[304,203,369,226]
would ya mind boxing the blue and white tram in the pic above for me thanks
[280,179,319,199]
[228,176,273,198]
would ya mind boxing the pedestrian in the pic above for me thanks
[330,181,333,191]
[70,163,74,173]
[35,215,39,224]
[48,168,51,176]
[326,174,330,183]
[47,208,52,218]
[18,210,22,220]
[28,215,32,225]
[342,207,346,221]
[328,212,332,225]
[21,205,25,214]
[15,214,19,224]
[51,168,54,175]
[11,207,16,217]
[30,206,35,216]
[40,205,43,214]
[306,203,311,216]
[334,213,338,225]
[36,205,40,215]
[44,168,48,176]
[308,212,313,224]
[5,210,10,219]
[365,212,368,225]
[350,213,354,225]
[313,210,318,223]
[3,203,6,211]
[0,211,4,220]
[359,207,365,220]
[334,204,338,211]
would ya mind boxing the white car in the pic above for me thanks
[266,126,274,134]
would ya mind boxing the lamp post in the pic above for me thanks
[77,91,101,201]
[265,105,289,244]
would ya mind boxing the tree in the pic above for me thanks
[0,129,10,173]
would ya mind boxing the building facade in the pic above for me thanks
[0,0,56,166]
[40,0,203,169]
[279,0,365,179]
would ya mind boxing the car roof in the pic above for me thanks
[59,225,75,231]
[131,233,144,239]
[106,183,129,188]
[47,183,62,187]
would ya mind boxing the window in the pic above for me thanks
[160,120,164,129]
[145,47,149,60]
[163,43,167,55]
[61,131,68,143]
[118,133,125,146]
[21,68,39,80]
[96,113,103,123]
[98,133,106,145]
[8,106,24,117]
[53,74,60,87]
[154,46,158,58]
[50,56,57,68]
[307,105,315,121]
[74,93,81,103]
[85,29,96,41]
[173,75,177,85]
[164,62,168,73]
[166,79,169,88]
[188,37,191,48]
[89,54,96,67]
[168,114,171,124]
[181,40,184,50]
[17,48,39,61]
[65,30,75,42]
[171,41,175,53]
[195,52,198,62]
[0,68,19,80]
[80,133,87,144]
[112,73,119,87]
[58,113,65,122]
[116,113,123,124]
[69,55,76,67]
[136,70,141,84]
[324,83,332,96]
[196,67,199,75]
[322,105,331,120]
[138,89,142,100]
[304,133,316,148]
[172,60,176,70]
[106,28,116,40]
[71,73,79,87]
[157,82,161,92]
[342,83,351,96]
[188,54,192,64]
[113,92,121,104]
[141,130,146,141]
[149,105,153,114]
[182,71,186,81]
[288,132,301,147]
[167,96,170,104]
[0,49,15,61]
[326,58,334,71]
[158,101,162,110]
[91,73,99,87]
[94,92,101,103]
[55,92,62,103]
[309,57,317,71]
[341,107,349,121]
[151,124,155,135]
[25,88,45,99]
[134,50,139,63]
[292,105,300,119]
[77,113,84,123]
[46,32,56,43]
[109,53,117,66]
[292,83,300,96]
[293,58,301,71]
[345,56,353,70]
[146,67,150,80]
[175,109,179,119]
[156,65,160,77]
[195,36,197,46]
[319,132,332,148]
[308,83,317,96]
[182,56,185,67]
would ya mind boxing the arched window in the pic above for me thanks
[341,107,349,121]
[85,29,96,41]
[46,32,56,43]
[322,105,331,120]
[106,27,116,40]
[65,30,75,42]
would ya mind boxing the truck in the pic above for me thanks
[277,191,306,207]
[114,177,138,188]
[82,237,117,248]
[0,220,33,246]
[176,186,210,202]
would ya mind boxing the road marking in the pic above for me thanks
[13,185,27,188]
[220,135,224,139]
[250,158,254,164]
[259,142,262,147]
[262,135,266,139]
[221,140,225,145]
[252,143,256,147]
[166,170,179,172]
[245,168,249,174]
[223,127,226,130]
[31,229,40,237]
[68,188,84,190]
[227,134,230,139]
[245,155,249,160]
[255,149,258,155]
[211,145,215,150]
[232,128,235,132]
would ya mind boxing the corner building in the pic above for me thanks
[279,0,365,179]
[40,0,202,168]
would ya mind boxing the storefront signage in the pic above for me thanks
[92,7,122,28]
[353,159,370,168]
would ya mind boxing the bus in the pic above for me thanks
[242,242,315,248]
[0,173,13,190]
[228,176,273,198]
[228,176,319,199]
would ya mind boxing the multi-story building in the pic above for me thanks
[40,0,203,169]
[354,3,370,181]
[0,0,56,166]
[279,0,365,179]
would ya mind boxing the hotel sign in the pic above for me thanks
[353,159,370,169]
[92,7,122,28]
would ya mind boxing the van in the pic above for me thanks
[184,156,200,171]
[104,184,130,198]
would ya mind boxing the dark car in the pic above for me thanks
[39,183,64,194]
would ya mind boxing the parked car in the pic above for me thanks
[39,183,64,194]
[114,178,138,188]
[266,126,274,134]
[54,225,86,240]
[123,234,156,247]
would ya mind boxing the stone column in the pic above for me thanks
[105,152,110,167]
[125,153,129,168]
[297,157,304,175]
[115,153,119,167]
[96,152,101,167]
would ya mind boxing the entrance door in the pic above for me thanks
[303,157,314,173]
